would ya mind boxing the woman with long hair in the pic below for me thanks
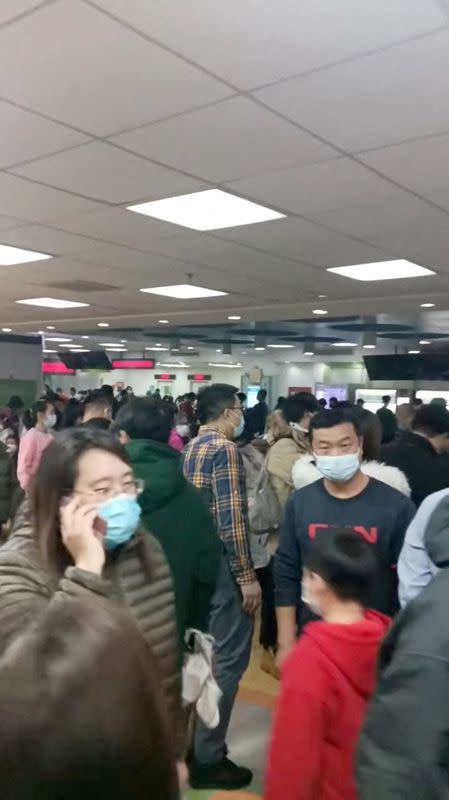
[0,599,177,800]
[17,399,55,490]
[0,427,184,763]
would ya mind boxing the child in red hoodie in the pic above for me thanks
[265,528,390,800]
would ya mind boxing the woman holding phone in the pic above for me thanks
[0,427,185,765]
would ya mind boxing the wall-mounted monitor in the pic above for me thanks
[60,352,112,371]
[364,354,449,381]
[188,374,211,383]
[111,359,155,370]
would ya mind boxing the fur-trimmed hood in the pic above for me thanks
[292,453,411,497]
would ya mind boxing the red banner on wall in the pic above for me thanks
[288,386,312,396]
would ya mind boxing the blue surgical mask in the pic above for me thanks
[314,451,360,482]
[233,416,245,439]
[97,494,141,551]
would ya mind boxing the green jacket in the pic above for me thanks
[126,439,221,648]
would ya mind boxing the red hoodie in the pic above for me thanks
[265,610,390,800]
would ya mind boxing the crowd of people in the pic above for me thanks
[1,382,449,797]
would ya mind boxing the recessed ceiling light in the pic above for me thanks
[70,348,90,352]
[37,330,44,334]
[1,327,12,333]
[16,297,89,309]
[313,309,328,315]
[158,319,169,324]
[121,339,127,343]
[158,362,190,368]
[99,343,122,347]
[362,344,376,349]
[420,302,435,308]
[81,335,89,339]
[187,346,195,350]
[241,351,247,355]
[208,362,243,368]
[328,260,436,282]
[141,284,228,300]
[267,344,295,349]
[332,342,357,347]
[145,346,169,352]
[304,351,314,356]
[43,349,57,353]
[97,322,110,328]
[105,347,127,352]
[228,315,241,321]
[0,244,52,265]
[46,326,55,330]
[216,349,222,353]
[408,349,421,354]
[254,346,266,351]
[419,340,431,345]
[128,188,285,231]
[46,337,72,343]
[318,295,327,299]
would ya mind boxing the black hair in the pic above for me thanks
[83,390,112,413]
[305,528,378,603]
[309,408,362,439]
[349,407,381,461]
[100,384,114,400]
[382,395,391,404]
[275,396,286,410]
[23,400,53,431]
[257,389,267,401]
[7,395,24,411]
[115,397,174,444]
[61,399,83,429]
[318,397,327,407]
[282,392,320,424]
[185,392,196,402]
[83,417,111,431]
[412,404,449,437]
[236,391,247,404]
[196,384,238,425]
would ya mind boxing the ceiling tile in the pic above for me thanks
[13,141,206,204]
[226,157,405,215]
[0,215,28,232]
[0,173,104,224]
[216,216,391,266]
[0,1,44,25]
[91,0,446,89]
[0,100,89,170]
[111,96,337,183]
[255,29,449,151]
[0,0,232,137]
[359,134,449,211]
[0,224,106,256]
[53,207,181,250]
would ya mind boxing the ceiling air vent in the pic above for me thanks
[45,280,119,292]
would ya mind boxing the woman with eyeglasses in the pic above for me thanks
[0,427,186,776]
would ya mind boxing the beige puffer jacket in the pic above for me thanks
[0,504,184,755]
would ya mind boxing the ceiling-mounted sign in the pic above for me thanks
[155,374,176,381]
[42,361,75,375]
[288,386,312,396]
[188,374,211,382]
[111,359,155,370]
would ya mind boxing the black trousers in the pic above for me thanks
[256,559,278,650]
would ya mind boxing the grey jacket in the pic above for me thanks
[0,505,184,755]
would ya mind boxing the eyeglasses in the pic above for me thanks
[70,478,145,501]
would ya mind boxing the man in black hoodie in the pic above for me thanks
[357,495,449,799]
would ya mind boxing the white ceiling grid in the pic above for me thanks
[0,0,448,331]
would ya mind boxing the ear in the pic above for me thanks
[119,430,130,445]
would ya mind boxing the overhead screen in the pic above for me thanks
[59,352,112,371]
[364,354,449,381]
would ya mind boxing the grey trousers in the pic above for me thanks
[194,553,254,765]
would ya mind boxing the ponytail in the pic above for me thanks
[23,400,49,431]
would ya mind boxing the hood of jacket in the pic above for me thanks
[304,610,390,697]
[425,495,449,567]
[292,454,411,496]
[126,438,186,514]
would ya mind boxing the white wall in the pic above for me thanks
[50,367,245,397]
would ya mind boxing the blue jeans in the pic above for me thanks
[194,553,254,765]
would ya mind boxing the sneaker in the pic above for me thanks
[189,757,253,790]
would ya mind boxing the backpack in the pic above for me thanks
[248,464,281,532]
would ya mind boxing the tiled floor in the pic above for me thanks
[187,637,279,800]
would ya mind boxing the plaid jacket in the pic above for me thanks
[183,426,255,584]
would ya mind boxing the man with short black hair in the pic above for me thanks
[82,390,112,430]
[382,403,449,506]
[275,409,415,669]
[246,387,269,438]
[376,394,397,444]
[184,384,260,791]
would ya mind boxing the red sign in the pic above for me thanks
[288,386,312,396]
[42,361,75,375]
[187,373,211,382]
[158,373,172,381]
[111,359,155,370]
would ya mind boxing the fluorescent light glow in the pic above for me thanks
[141,284,227,300]
[158,320,169,324]
[267,344,295,349]
[420,302,435,308]
[105,347,127,351]
[1,327,12,332]
[0,244,52,265]
[285,360,291,364]
[304,351,314,356]
[70,348,90,352]
[241,351,247,355]
[128,188,285,231]
[43,349,57,353]
[46,326,55,330]
[157,362,190,368]
[362,344,376,349]
[82,335,89,339]
[97,322,110,328]
[216,349,222,353]
[99,343,123,347]
[313,309,328,315]
[187,346,195,350]
[332,342,357,347]
[228,315,241,321]
[121,339,127,343]
[419,340,431,345]
[208,363,242,368]
[408,349,421,354]
[145,346,169,352]
[318,294,327,299]
[254,346,266,351]
[328,260,436,282]
[16,297,89,309]
[46,337,72,342]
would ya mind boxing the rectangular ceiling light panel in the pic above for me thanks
[16,297,90,308]
[0,244,52,265]
[140,284,227,299]
[128,189,285,231]
[328,260,436,281]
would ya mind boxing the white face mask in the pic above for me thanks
[176,424,190,437]
[45,413,57,430]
